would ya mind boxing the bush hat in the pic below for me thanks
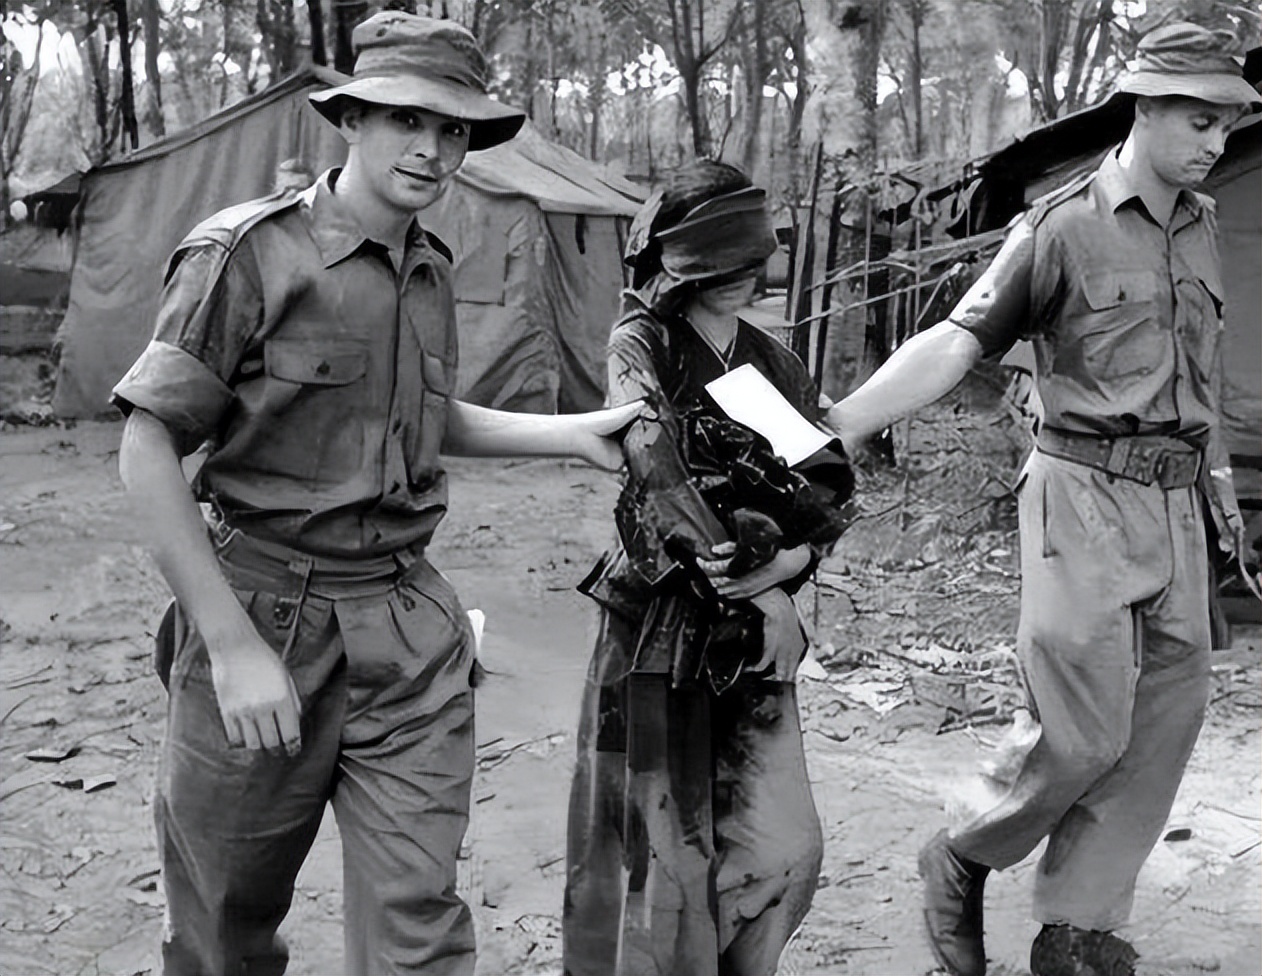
[1118,22,1260,111]
[309,12,526,151]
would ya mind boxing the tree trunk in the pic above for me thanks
[257,0,279,79]
[258,0,298,79]
[588,28,608,160]
[280,0,297,75]
[738,0,767,175]
[82,27,113,163]
[308,0,327,66]
[908,0,923,158]
[1035,0,1070,119]
[1067,0,1114,114]
[853,0,887,172]
[682,64,711,156]
[1,22,45,228]
[112,0,139,151]
[669,0,713,158]
[334,0,367,73]
[785,18,809,201]
[141,0,164,137]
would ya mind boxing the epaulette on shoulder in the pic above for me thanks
[179,191,300,253]
[423,229,453,264]
[165,191,299,282]
[1024,170,1096,228]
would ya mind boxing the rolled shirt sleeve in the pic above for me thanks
[111,243,265,454]
[947,216,1039,359]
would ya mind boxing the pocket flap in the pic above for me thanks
[1081,270,1156,310]
[1197,274,1224,318]
[422,351,453,395]
[265,339,367,385]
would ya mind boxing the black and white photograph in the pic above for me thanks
[1,0,1259,973]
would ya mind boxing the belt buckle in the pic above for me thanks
[1158,450,1198,489]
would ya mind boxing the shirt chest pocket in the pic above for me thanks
[1070,269,1163,382]
[265,340,368,386]
[250,339,371,482]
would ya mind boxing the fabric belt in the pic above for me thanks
[208,515,426,600]
[1036,427,1201,489]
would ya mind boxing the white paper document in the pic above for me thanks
[704,363,833,467]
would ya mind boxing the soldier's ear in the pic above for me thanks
[339,102,370,143]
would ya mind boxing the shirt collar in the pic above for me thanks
[1095,146,1204,225]
[303,168,430,269]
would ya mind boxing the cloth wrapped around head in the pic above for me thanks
[625,160,780,310]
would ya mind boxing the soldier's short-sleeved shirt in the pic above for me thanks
[112,169,459,559]
[948,146,1226,449]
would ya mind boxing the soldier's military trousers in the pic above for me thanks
[155,529,477,975]
[950,450,1211,930]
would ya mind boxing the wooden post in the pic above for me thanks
[790,142,824,366]
[813,180,846,388]
[784,209,798,321]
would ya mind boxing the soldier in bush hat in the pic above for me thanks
[112,11,642,975]
[822,21,1259,976]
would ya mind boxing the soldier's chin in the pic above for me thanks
[1185,161,1215,183]
[390,179,447,213]
[413,179,451,212]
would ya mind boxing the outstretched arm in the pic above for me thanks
[823,322,983,454]
[441,399,646,470]
[823,215,1039,454]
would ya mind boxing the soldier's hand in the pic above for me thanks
[570,400,651,471]
[1223,509,1261,603]
[208,637,303,755]
[749,588,806,683]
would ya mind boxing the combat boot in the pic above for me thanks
[918,828,990,976]
[1030,924,1138,976]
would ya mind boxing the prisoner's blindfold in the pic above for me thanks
[641,187,780,284]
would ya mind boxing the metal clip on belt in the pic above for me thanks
[1036,428,1201,489]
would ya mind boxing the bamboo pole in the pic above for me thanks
[813,181,847,387]
[790,142,825,365]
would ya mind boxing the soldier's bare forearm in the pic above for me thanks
[823,322,983,452]
[441,398,644,470]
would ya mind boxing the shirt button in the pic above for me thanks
[315,361,331,376]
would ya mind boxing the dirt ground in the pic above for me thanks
[1,418,1259,976]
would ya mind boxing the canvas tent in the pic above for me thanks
[0,222,73,309]
[50,66,644,418]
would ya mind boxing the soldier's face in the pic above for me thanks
[1136,96,1246,187]
[344,105,471,213]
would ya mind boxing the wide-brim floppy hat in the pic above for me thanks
[309,12,526,151]
[1117,22,1261,111]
